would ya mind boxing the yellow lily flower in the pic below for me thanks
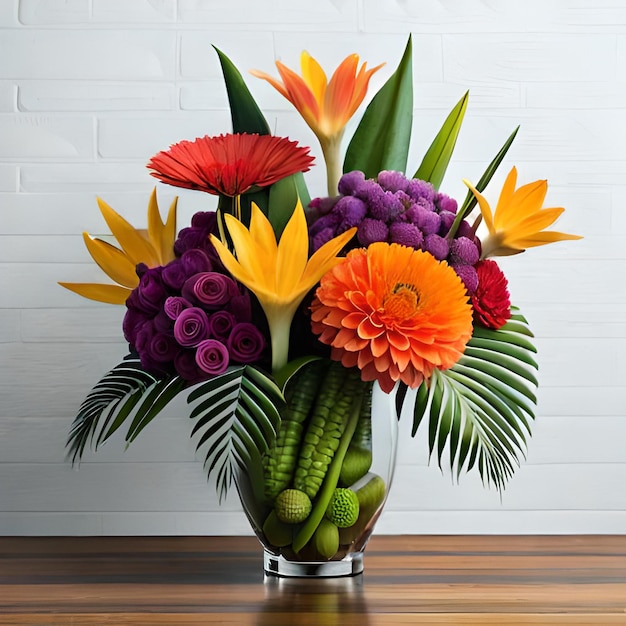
[464,167,582,259]
[210,201,356,372]
[59,188,178,304]
[251,51,383,195]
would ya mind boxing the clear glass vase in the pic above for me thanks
[236,360,398,578]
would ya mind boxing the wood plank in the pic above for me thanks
[1,535,625,623]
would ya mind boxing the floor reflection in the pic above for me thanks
[256,574,372,624]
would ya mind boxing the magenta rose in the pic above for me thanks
[174,348,205,383]
[161,259,189,291]
[182,272,238,308]
[195,339,229,376]
[147,332,179,363]
[227,322,265,364]
[180,248,212,275]
[207,310,236,341]
[164,296,193,321]
[173,307,209,347]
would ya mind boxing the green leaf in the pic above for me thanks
[214,45,270,135]
[187,365,283,502]
[273,356,322,392]
[267,173,311,238]
[458,126,520,221]
[410,308,539,491]
[343,35,413,178]
[66,356,159,464]
[413,91,468,189]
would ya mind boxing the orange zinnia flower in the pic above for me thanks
[311,243,473,393]
[147,133,314,197]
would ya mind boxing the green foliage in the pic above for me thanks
[187,365,284,502]
[344,35,413,177]
[411,309,538,492]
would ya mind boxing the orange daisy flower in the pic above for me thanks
[311,243,473,393]
[147,133,314,197]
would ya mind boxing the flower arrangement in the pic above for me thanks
[62,38,580,566]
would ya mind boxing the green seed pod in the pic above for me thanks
[274,488,312,524]
[313,518,339,559]
[339,446,373,487]
[356,474,386,514]
[325,488,360,528]
[262,510,293,547]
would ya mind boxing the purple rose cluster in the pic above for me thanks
[307,170,481,292]
[123,212,266,384]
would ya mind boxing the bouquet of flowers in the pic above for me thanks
[61,37,580,566]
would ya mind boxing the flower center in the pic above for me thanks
[383,283,420,320]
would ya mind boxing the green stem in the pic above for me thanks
[320,135,343,197]
[292,389,362,554]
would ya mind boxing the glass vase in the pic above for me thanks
[236,359,398,578]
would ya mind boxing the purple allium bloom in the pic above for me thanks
[452,263,479,294]
[416,206,441,235]
[423,234,450,260]
[161,258,189,291]
[438,211,456,235]
[357,218,389,246]
[135,267,167,315]
[365,187,403,222]
[207,310,236,341]
[164,296,192,321]
[180,248,212,276]
[147,332,179,363]
[338,170,366,196]
[195,339,230,376]
[173,307,210,347]
[312,227,338,252]
[307,195,340,222]
[227,322,266,363]
[389,222,424,248]
[174,348,205,383]
[450,236,480,266]
[435,193,458,214]
[335,195,368,230]
[185,272,238,308]
[406,178,436,202]
[377,170,409,193]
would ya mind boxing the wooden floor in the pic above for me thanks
[1,535,626,625]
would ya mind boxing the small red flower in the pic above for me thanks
[471,260,511,329]
[147,133,314,197]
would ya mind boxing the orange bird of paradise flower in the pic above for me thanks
[465,167,582,259]
[251,52,384,195]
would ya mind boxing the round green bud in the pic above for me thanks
[274,488,312,524]
[325,488,360,528]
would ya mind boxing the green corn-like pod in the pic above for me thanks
[340,383,373,486]
[293,364,364,499]
[262,361,325,501]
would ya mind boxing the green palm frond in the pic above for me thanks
[66,356,184,464]
[187,365,284,502]
[411,309,539,492]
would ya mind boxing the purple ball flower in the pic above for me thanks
[147,332,179,363]
[357,218,389,246]
[227,322,266,364]
[180,248,212,276]
[164,296,192,321]
[183,272,238,308]
[416,206,441,235]
[195,339,230,376]
[389,222,424,248]
[174,349,205,383]
[377,170,409,193]
[406,178,435,202]
[312,227,337,252]
[161,258,189,291]
[436,193,458,213]
[335,196,368,230]
[173,307,210,347]
[307,195,340,222]
[367,187,403,222]
[423,234,450,260]
[450,236,480,266]
[452,263,479,293]
[207,310,236,341]
[338,170,366,196]
[438,210,456,235]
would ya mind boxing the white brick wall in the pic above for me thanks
[1,0,624,536]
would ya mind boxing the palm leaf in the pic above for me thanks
[187,365,284,502]
[66,356,159,464]
[411,310,538,492]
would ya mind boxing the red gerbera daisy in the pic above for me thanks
[147,133,314,197]
[471,259,511,329]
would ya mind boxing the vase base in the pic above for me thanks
[263,550,364,578]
